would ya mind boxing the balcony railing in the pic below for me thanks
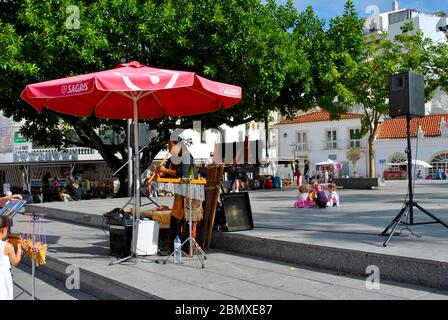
[346,139,364,149]
[322,140,343,150]
[13,147,99,163]
[295,142,311,152]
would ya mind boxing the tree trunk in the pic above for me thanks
[116,169,129,198]
[368,134,375,178]
[265,112,269,158]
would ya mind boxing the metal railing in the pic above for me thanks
[295,142,311,152]
[322,140,343,150]
[346,139,364,149]
[13,147,99,162]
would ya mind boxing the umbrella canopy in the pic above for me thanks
[20,61,242,259]
[316,159,339,166]
[20,61,242,119]
[391,160,433,168]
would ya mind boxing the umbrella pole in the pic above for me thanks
[127,119,133,197]
[132,97,141,256]
[109,97,141,266]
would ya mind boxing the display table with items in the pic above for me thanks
[103,178,207,267]
[155,177,207,268]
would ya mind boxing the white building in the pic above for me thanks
[364,2,447,43]
[364,1,448,115]
[0,108,272,190]
[374,114,448,178]
[274,111,368,179]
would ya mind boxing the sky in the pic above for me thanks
[276,0,448,22]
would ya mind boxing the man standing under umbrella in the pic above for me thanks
[156,139,197,252]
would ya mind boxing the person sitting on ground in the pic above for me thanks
[293,184,314,208]
[352,171,360,179]
[67,177,82,201]
[308,182,318,200]
[231,172,248,193]
[327,183,340,207]
[314,184,328,209]
[58,187,73,202]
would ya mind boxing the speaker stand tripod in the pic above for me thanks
[381,115,448,247]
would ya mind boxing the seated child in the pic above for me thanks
[308,182,318,198]
[293,185,314,208]
[327,183,340,207]
[314,184,328,209]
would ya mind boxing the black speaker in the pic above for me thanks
[216,192,254,232]
[109,218,133,256]
[389,72,425,118]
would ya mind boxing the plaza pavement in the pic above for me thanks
[12,263,96,300]
[9,216,448,300]
[17,179,448,297]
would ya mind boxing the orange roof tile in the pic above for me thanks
[279,111,362,124]
[376,114,448,139]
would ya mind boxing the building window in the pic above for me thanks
[388,153,407,169]
[326,130,337,149]
[349,129,361,148]
[429,153,448,179]
[297,131,308,151]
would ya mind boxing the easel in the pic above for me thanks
[156,178,207,268]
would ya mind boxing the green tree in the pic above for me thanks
[346,147,364,175]
[0,0,312,194]
[427,42,448,92]
[323,2,440,177]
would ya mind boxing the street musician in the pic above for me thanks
[155,139,195,252]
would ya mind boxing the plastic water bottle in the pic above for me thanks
[174,235,182,264]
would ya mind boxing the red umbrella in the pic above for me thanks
[21,61,242,118]
[20,61,242,259]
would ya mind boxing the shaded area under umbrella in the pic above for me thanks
[20,60,242,257]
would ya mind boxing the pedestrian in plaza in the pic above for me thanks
[324,170,329,184]
[52,176,59,190]
[0,216,22,300]
[42,171,51,190]
[304,160,310,184]
[294,159,301,186]
[317,166,323,183]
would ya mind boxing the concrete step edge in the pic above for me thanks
[211,232,448,290]
[22,255,163,300]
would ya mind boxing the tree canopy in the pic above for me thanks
[0,0,315,192]
[1,0,447,185]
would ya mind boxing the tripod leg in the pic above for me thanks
[381,206,407,236]
[109,254,133,266]
[414,203,448,229]
[383,206,409,247]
